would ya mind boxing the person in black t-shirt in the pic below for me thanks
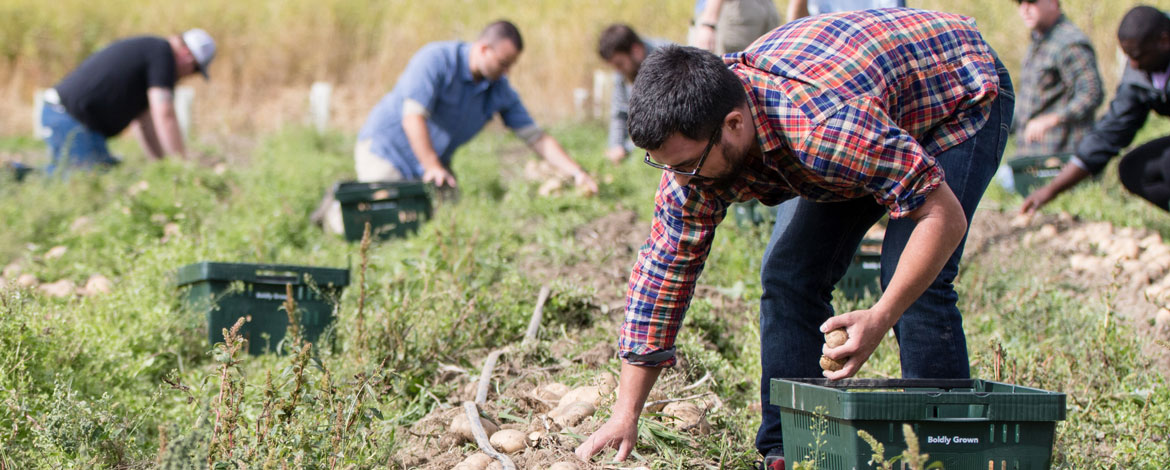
[41,28,216,175]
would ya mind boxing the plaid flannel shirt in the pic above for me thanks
[1013,16,1104,157]
[620,8,1001,367]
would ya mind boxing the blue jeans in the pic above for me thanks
[41,104,119,176]
[755,61,1014,456]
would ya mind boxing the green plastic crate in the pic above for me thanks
[334,181,432,242]
[837,240,882,300]
[176,262,349,354]
[772,378,1066,470]
[1009,154,1071,196]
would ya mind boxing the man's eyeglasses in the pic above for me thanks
[643,127,721,177]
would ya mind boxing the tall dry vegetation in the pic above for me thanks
[0,0,1149,139]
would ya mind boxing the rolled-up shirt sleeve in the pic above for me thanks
[620,172,728,367]
[801,97,943,218]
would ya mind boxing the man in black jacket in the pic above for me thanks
[1021,6,1170,213]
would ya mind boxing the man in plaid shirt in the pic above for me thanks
[1012,0,1103,157]
[575,8,1013,468]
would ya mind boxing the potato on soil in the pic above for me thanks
[662,401,710,434]
[550,400,596,427]
[452,453,494,470]
[1157,309,1170,333]
[643,389,667,412]
[450,412,498,443]
[488,429,527,453]
[39,279,76,298]
[595,371,618,394]
[534,382,570,402]
[16,274,38,288]
[557,385,602,409]
[549,462,579,470]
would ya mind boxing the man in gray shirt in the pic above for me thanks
[598,24,671,164]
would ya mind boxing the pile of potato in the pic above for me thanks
[445,370,712,469]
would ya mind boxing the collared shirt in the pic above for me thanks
[619,8,1000,367]
[1013,15,1104,157]
[358,41,538,179]
[609,39,672,152]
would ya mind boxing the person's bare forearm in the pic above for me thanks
[874,183,966,322]
[147,87,187,159]
[574,361,662,461]
[1044,163,1092,199]
[132,115,164,160]
[1021,163,1093,214]
[154,111,187,158]
[530,134,585,178]
[402,114,443,171]
[612,362,661,420]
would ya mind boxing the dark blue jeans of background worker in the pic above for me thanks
[41,103,120,176]
[755,61,1014,457]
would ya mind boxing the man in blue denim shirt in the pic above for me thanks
[357,20,596,188]
[1022,6,1170,213]
[316,21,597,233]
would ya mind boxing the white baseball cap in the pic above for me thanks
[181,28,216,79]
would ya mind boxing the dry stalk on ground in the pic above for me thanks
[209,316,248,466]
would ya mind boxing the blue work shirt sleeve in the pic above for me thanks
[397,44,453,115]
[495,78,537,131]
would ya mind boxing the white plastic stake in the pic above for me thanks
[310,81,332,134]
[572,88,589,120]
[174,86,195,139]
[32,89,49,139]
[592,69,608,119]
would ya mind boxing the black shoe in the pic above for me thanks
[7,162,33,182]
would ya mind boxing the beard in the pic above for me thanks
[701,137,753,192]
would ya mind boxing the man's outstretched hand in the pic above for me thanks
[574,413,638,462]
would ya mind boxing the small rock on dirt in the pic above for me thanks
[16,274,38,288]
[488,429,526,453]
[2,263,20,279]
[44,245,67,260]
[128,180,150,196]
[452,453,494,470]
[83,275,113,295]
[663,401,711,434]
[39,279,76,298]
[578,342,616,366]
[69,216,93,234]
[595,371,618,394]
[557,386,602,409]
[550,400,596,427]
[534,382,570,402]
[450,412,499,444]
[1156,309,1170,334]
